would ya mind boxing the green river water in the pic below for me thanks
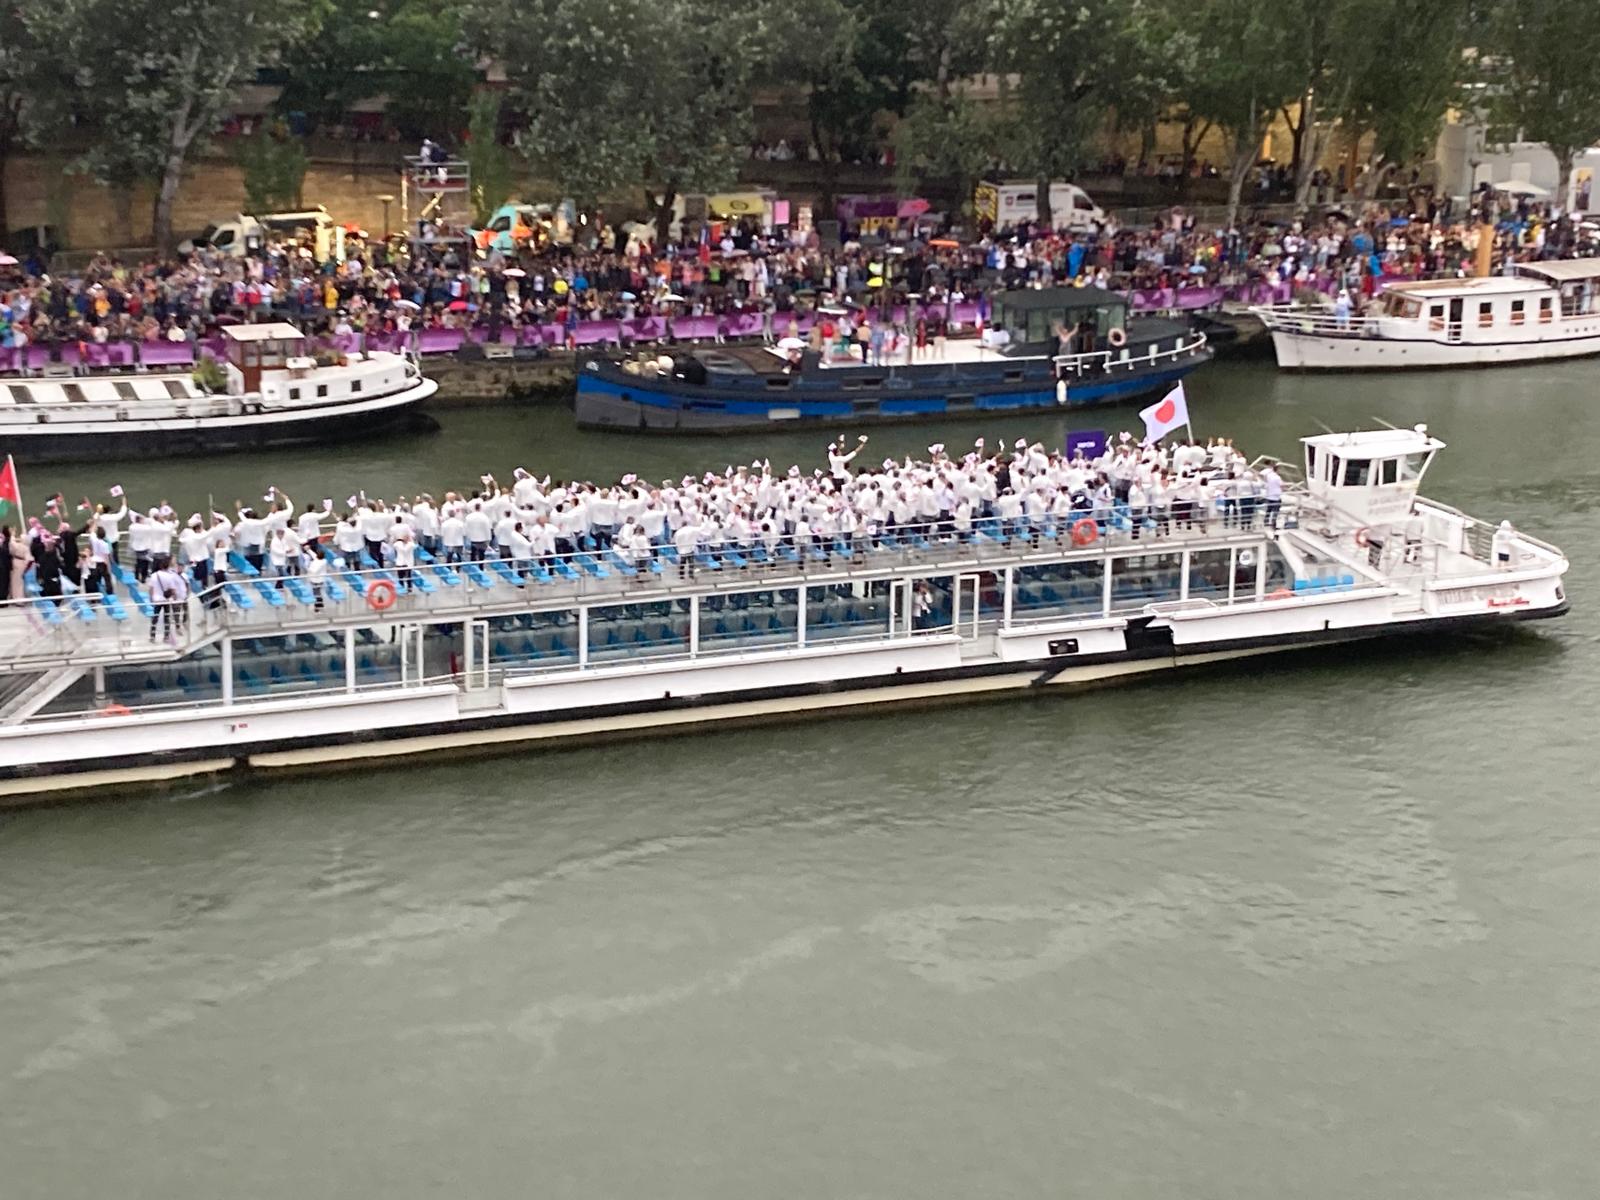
[1,360,1597,1198]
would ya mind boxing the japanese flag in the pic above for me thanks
[1139,383,1190,446]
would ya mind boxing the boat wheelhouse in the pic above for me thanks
[575,287,1211,433]
[0,428,1566,804]
[0,324,438,461]
[1251,259,1600,370]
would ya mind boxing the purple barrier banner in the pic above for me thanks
[416,328,465,355]
[140,341,197,368]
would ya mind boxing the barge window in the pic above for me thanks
[1539,297,1553,323]
[496,610,578,672]
[1012,561,1106,620]
[289,387,301,400]
[1398,452,1430,482]
[592,600,689,663]
[1341,459,1371,487]
[765,377,791,388]
[698,588,797,655]
[114,381,139,401]
[1187,549,1232,602]
[63,383,88,402]
[316,384,329,398]
[1428,304,1445,330]
[6,385,33,404]
[1478,302,1494,327]
[1511,299,1526,325]
[1111,553,1182,612]
[805,582,890,643]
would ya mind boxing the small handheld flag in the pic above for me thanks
[109,484,124,497]
[0,456,21,526]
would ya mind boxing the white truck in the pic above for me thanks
[975,180,1106,232]
[179,207,343,260]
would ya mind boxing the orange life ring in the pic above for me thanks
[1266,588,1293,600]
[1070,517,1099,547]
[1353,527,1370,547]
[367,579,398,611]
[1108,327,1128,347]
[100,703,132,716]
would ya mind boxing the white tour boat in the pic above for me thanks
[0,324,438,461]
[0,426,1567,803]
[1252,259,1600,370]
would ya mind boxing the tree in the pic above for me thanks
[1482,0,1600,207]
[466,0,773,242]
[272,0,475,140]
[465,91,515,226]
[892,92,999,217]
[0,5,36,245]
[1183,0,1301,226]
[991,0,1178,227]
[235,127,309,212]
[25,0,325,255]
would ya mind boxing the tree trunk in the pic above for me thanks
[0,142,10,248]
[1224,97,1261,230]
[1180,117,1211,202]
[153,149,185,257]
[1291,89,1321,215]
[1554,149,1576,210]
[651,181,678,247]
[1035,175,1053,230]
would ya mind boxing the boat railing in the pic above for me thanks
[1053,331,1208,378]
[1249,305,1386,338]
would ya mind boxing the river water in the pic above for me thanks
[3,361,1599,1198]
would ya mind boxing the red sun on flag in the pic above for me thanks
[1153,398,1177,424]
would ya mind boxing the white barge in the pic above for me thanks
[0,324,438,461]
[1252,259,1600,370]
[0,427,1567,803]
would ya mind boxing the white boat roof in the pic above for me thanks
[1384,276,1545,297]
[1301,426,1445,456]
[221,323,307,342]
[1510,258,1600,284]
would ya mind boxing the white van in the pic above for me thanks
[975,180,1106,232]
[180,207,342,260]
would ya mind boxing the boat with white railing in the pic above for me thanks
[0,324,438,461]
[576,286,1211,432]
[1251,259,1600,370]
[0,425,1566,803]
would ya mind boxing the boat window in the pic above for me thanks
[806,582,891,642]
[1539,297,1553,324]
[497,610,578,671]
[162,380,190,399]
[1187,549,1233,602]
[1428,304,1445,330]
[114,381,138,401]
[590,600,689,663]
[316,384,328,398]
[1398,452,1430,482]
[697,588,797,655]
[1379,458,1399,485]
[1511,299,1526,325]
[1233,547,1260,598]
[63,383,88,402]
[1324,454,1340,485]
[288,387,300,400]
[1478,301,1494,327]
[1341,458,1371,487]
[7,384,33,404]
[1012,560,1107,620]
[1110,553,1182,612]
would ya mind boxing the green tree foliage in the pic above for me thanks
[465,92,515,226]
[22,0,326,255]
[273,0,475,140]
[1481,0,1600,204]
[892,93,999,216]
[466,0,774,239]
[0,5,38,244]
[235,128,309,212]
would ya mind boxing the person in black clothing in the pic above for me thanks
[0,527,10,601]
[31,532,62,601]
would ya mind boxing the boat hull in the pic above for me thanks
[1,379,439,464]
[0,601,1563,806]
[574,355,1210,433]
[1266,328,1600,371]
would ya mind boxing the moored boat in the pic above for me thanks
[575,287,1211,433]
[0,424,1566,805]
[1251,259,1600,370]
[0,324,438,462]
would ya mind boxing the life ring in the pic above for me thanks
[1108,327,1127,347]
[100,703,132,716]
[1070,517,1099,547]
[366,579,398,611]
[1353,527,1371,547]
[1266,588,1293,600]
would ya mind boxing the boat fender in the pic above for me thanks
[1070,518,1099,547]
[115,407,128,422]
[1108,327,1128,348]
[100,703,132,716]
[1354,527,1371,547]
[1266,588,1293,600]
[1055,378,1068,405]
[367,579,398,611]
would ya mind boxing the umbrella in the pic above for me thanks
[777,336,806,351]
[660,292,687,302]
[0,253,17,266]
[1188,264,1208,275]
[503,267,526,278]
[394,299,421,311]
[621,291,638,300]
[448,299,469,312]
[929,238,961,249]
[722,248,749,258]
[1261,242,1284,257]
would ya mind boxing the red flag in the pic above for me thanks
[0,456,19,523]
